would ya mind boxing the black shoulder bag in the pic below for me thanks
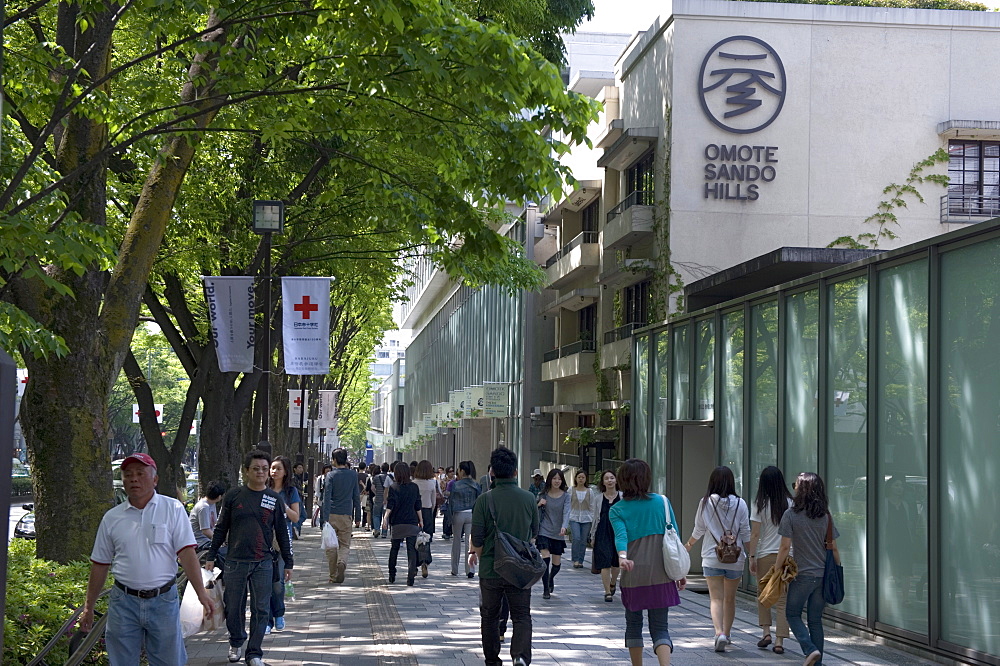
[487,491,545,589]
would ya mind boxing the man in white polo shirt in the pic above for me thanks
[80,453,215,665]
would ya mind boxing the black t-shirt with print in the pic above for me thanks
[207,485,294,567]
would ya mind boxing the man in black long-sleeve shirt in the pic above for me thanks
[206,450,293,666]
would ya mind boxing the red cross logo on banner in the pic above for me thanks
[294,296,319,320]
[21,375,28,384]
[294,397,303,407]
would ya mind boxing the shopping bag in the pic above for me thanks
[822,515,845,605]
[180,568,222,638]
[322,522,339,550]
[416,532,433,565]
[201,570,225,633]
[660,495,690,581]
[179,579,203,638]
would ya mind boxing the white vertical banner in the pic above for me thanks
[470,386,485,418]
[315,390,339,428]
[484,383,509,418]
[16,369,28,397]
[462,387,473,418]
[133,404,164,423]
[288,390,310,427]
[202,276,256,373]
[282,277,331,375]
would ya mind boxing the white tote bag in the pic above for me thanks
[661,494,690,581]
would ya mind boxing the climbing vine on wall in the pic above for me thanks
[650,106,685,320]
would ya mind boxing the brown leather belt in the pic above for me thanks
[115,579,175,599]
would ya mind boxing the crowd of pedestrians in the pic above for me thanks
[79,443,843,666]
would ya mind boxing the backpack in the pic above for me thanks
[709,497,742,564]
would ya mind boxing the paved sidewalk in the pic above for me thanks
[187,520,940,665]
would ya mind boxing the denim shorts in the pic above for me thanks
[703,566,743,580]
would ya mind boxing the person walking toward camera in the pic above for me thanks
[772,472,841,666]
[748,465,794,655]
[685,465,750,652]
[536,468,570,599]
[591,469,623,602]
[611,459,686,666]
[323,448,361,584]
[81,454,215,666]
[568,470,597,569]
[265,455,300,634]
[470,448,539,666]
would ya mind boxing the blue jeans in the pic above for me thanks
[569,520,591,565]
[786,574,826,661]
[268,553,286,629]
[371,504,385,533]
[223,558,273,659]
[625,606,672,652]
[105,584,185,666]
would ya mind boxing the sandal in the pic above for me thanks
[773,645,785,655]
[757,634,772,649]
[604,593,613,602]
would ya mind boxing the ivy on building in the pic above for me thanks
[735,0,987,10]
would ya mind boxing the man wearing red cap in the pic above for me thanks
[80,453,215,665]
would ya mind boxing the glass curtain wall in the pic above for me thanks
[750,301,778,487]
[671,324,690,419]
[827,276,869,618]
[696,319,715,420]
[719,310,745,494]
[633,335,650,463]
[939,239,1000,655]
[651,331,669,494]
[876,260,929,636]
[783,289,819,479]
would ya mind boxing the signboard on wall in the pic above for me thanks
[483,383,509,418]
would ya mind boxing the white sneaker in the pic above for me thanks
[247,658,265,666]
[227,645,242,662]
[805,650,822,665]
[714,634,727,652]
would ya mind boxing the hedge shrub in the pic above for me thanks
[3,538,108,664]
[10,476,33,496]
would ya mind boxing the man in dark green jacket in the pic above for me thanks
[469,448,539,666]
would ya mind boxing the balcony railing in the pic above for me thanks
[607,189,654,224]
[542,339,598,363]
[941,194,1000,223]
[544,231,599,268]
[603,321,646,345]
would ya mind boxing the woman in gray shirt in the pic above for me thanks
[537,469,571,599]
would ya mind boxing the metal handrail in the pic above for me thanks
[542,339,597,362]
[941,194,1000,223]
[544,231,599,268]
[543,348,561,363]
[607,189,654,223]
[26,588,110,666]
[603,321,646,345]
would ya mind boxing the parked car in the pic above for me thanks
[14,504,35,540]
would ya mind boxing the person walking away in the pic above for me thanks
[368,463,388,537]
[536,468,570,599]
[527,469,544,500]
[80,454,215,666]
[265,456,300,633]
[292,462,308,537]
[413,459,440,577]
[382,462,423,585]
[684,465,751,652]
[205,450,293,666]
[357,463,371,530]
[747,465,794,654]
[611,459,686,666]
[323,448,361,584]
[568,471,597,569]
[772,472,841,666]
[313,464,332,527]
[190,480,227,560]
[470,447,539,666]
[480,465,495,491]
[441,466,456,539]
[590,469,623,602]
[449,461,482,577]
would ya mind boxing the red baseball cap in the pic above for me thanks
[122,453,157,470]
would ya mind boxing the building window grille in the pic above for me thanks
[608,152,654,222]
[581,199,600,233]
[947,140,1000,219]
[579,304,597,341]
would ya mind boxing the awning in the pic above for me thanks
[597,127,658,171]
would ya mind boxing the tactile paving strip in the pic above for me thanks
[356,536,419,666]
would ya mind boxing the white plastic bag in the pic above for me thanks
[201,570,225,633]
[322,522,339,550]
[180,568,223,638]
[661,495,690,581]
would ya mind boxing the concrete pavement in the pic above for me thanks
[186,518,941,665]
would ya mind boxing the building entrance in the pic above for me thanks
[665,423,715,575]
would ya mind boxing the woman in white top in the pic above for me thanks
[412,460,441,578]
[568,470,598,568]
[747,465,794,655]
[684,466,751,653]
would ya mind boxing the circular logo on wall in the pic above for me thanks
[698,36,786,135]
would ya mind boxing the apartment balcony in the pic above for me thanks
[601,322,645,369]
[941,194,1000,223]
[541,339,597,382]
[544,231,600,289]
[538,288,600,316]
[604,191,655,251]
[599,258,654,290]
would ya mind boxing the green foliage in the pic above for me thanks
[10,477,33,495]
[457,0,596,65]
[829,149,950,250]
[735,0,988,9]
[3,539,108,664]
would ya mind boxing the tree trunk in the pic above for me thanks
[197,361,243,489]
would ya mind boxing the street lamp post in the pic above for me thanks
[252,200,285,454]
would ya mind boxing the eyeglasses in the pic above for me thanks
[249,466,269,473]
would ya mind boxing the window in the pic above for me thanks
[626,152,655,207]
[581,199,600,233]
[389,339,398,347]
[622,279,651,326]
[578,304,597,341]
[948,140,1000,215]
[376,350,390,359]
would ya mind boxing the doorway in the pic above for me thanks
[665,422,715,574]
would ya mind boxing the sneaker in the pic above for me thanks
[335,562,347,584]
[714,634,727,652]
[372,530,380,537]
[274,617,285,631]
[264,625,272,635]
[421,564,428,578]
[468,572,475,578]
[513,658,527,666]
[228,645,243,662]
[805,650,822,665]
[543,589,551,599]
[247,658,265,666]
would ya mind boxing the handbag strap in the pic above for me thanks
[825,513,834,550]
[708,496,738,544]
[661,494,678,531]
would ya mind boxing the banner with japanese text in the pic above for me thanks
[202,276,256,373]
[282,277,331,375]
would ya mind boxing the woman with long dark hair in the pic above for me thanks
[382,462,423,586]
[569,470,598,568]
[266,455,300,633]
[413,460,440,577]
[590,469,623,602]
[773,472,841,666]
[748,466,794,654]
[611,459,686,666]
[448,460,481,577]
[536,468,570,599]
[684,466,750,652]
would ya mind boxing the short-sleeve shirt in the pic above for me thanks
[778,509,840,577]
[189,498,217,547]
[90,492,195,589]
[749,498,793,558]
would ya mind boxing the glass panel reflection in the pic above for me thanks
[672,324,690,419]
[720,310,745,495]
[634,335,649,463]
[696,319,716,420]
[652,331,669,494]
[750,301,778,488]
[784,289,819,478]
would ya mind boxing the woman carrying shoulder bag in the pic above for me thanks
[382,462,423,586]
[747,465,794,654]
